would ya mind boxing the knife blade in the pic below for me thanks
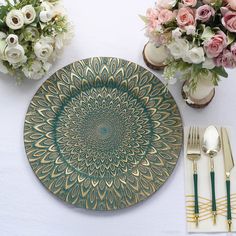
[221,127,235,232]
[221,128,234,176]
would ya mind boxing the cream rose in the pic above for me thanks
[34,37,54,61]
[167,38,189,59]
[21,5,36,24]
[6,9,24,30]
[156,0,177,10]
[5,44,26,64]
[183,47,205,64]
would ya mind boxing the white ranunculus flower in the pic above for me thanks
[39,10,53,23]
[6,9,24,30]
[0,60,8,74]
[0,40,7,60]
[21,5,36,24]
[183,47,205,64]
[167,38,189,59]
[202,58,215,69]
[34,37,54,61]
[5,44,26,64]
[6,34,18,46]
[156,0,177,9]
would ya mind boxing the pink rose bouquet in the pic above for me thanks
[141,0,236,91]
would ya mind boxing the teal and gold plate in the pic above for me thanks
[24,57,183,211]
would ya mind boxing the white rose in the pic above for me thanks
[183,47,205,64]
[202,58,215,69]
[0,60,8,74]
[185,25,196,36]
[6,34,18,46]
[21,5,36,24]
[167,38,189,59]
[172,28,182,39]
[34,37,54,60]
[156,0,177,9]
[5,44,26,64]
[6,9,24,30]
[0,40,7,60]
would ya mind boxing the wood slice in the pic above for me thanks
[181,82,215,109]
[142,43,166,70]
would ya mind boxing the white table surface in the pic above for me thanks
[0,0,236,235]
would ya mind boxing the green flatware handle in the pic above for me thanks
[210,171,217,212]
[226,180,232,221]
[194,173,199,214]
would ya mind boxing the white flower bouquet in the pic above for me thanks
[0,0,73,81]
[141,0,236,91]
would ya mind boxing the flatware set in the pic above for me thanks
[187,126,235,231]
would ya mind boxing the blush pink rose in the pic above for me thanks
[196,5,215,22]
[221,9,236,33]
[146,8,159,21]
[222,49,236,68]
[182,0,197,7]
[214,53,223,67]
[176,7,195,29]
[226,0,236,11]
[158,9,176,23]
[204,31,227,58]
[230,42,236,60]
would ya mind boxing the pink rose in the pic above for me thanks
[176,7,195,29]
[204,31,227,58]
[182,0,197,7]
[226,0,236,11]
[222,49,236,68]
[221,9,236,33]
[158,9,176,23]
[230,42,236,60]
[214,53,223,67]
[146,8,159,21]
[196,5,215,22]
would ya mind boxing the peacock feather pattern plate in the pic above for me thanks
[24,57,183,211]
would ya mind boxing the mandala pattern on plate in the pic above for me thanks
[24,57,183,210]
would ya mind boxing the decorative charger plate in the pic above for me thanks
[24,57,183,211]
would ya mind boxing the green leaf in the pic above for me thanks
[211,66,228,78]
[201,26,214,40]
[227,32,235,46]
[139,15,148,24]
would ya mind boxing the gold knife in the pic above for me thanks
[221,127,235,232]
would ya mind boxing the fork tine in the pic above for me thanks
[188,127,192,147]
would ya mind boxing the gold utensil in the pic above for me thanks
[221,127,235,232]
[187,127,201,226]
[202,126,221,224]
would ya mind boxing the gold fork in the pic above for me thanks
[187,127,201,226]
